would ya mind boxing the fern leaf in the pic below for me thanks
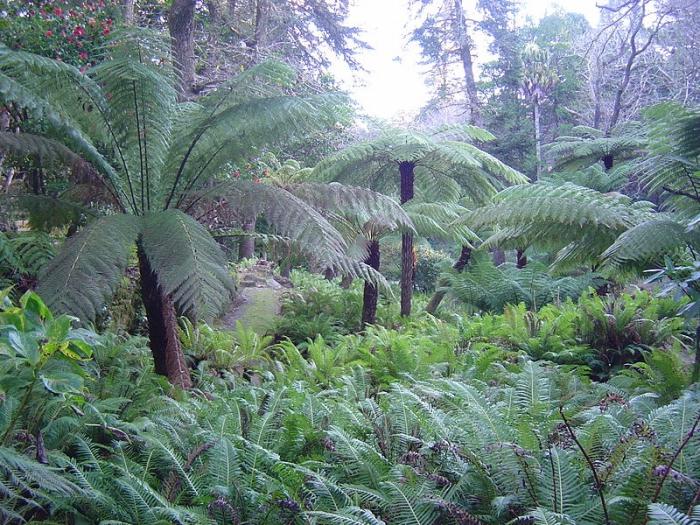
[36,214,141,322]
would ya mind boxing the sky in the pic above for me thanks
[333,0,601,120]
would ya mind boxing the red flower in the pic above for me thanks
[102,27,110,36]
[73,26,85,37]
[53,7,62,16]
[79,51,88,60]
[45,30,53,37]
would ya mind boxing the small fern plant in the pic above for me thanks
[0,31,357,387]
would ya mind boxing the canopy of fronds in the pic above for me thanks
[312,125,527,203]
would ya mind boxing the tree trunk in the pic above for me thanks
[323,267,335,281]
[533,98,542,180]
[252,0,270,62]
[238,218,255,259]
[168,0,197,100]
[399,161,415,317]
[693,322,700,384]
[138,247,192,389]
[425,245,471,314]
[516,249,527,269]
[602,154,614,171]
[452,0,481,126]
[340,274,353,289]
[492,249,505,266]
[361,240,381,326]
[122,0,135,24]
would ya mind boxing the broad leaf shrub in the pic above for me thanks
[2,287,699,524]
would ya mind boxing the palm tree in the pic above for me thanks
[0,32,356,388]
[313,125,526,316]
[520,43,558,179]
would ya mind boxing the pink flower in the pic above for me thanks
[73,26,85,37]
[79,51,88,60]
[53,7,63,16]
[102,27,110,36]
[45,30,53,37]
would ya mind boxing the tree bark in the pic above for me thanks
[602,154,614,171]
[361,240,381,326]
[138,247,192,389]
[533,98,542,180]
[252,0,270,62]
[452,0,481,125]
[516,249,527,269]
[425,245,471,314]
[122,0,135,25]
[238,218,255,259]
[693,322,700,384]
[399,161,415,317]
[168,0,197,100]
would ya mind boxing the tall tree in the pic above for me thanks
[314,126,526,316]
[520,43,558,179]
[168,0,197,99]
[0,34,361,388]
[410,0,482,124]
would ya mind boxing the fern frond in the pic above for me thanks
[36,215,141,322]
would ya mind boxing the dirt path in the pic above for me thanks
[216,262,289,335]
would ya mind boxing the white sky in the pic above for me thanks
[333,0,601,120]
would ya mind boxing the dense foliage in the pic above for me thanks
[1,287,698,524]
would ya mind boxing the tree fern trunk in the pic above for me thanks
[602,154,614,170]
[516,249,527,268]
[138,247,192,389]
[168,0,196,99]
[426,245,471,314]
[239,218,255,259]
[533,98,542,180]
[362,240,380,326]
[399,161,415,317]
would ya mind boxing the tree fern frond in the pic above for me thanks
[141,210,234,321]
[601,219,691,272]
[647,503,695,525]
[36,214,141,322]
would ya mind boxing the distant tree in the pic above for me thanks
[520,43,558,179]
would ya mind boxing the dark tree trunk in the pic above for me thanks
[516,249,527,269]
[361,240,381,326]
[399,161,415,317]
[238,218,255,259]
[340,274,353,289]
[602,154,614,171]
[252,0,270,62]
[492,248,505,266]
[425,245,471,314]
[323,267,335,281]
[693,322,700,384]
[168,0,197,100]
[138,247,192,389]
[280,262,291,278]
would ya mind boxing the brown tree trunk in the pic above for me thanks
[452,0,481,126]
[138,247,192,389]
[168,0,197,99]
[252,0,270,62]
[516,249,527,269]
[361,240,381,326]
[399,161,415,317]
[238,218,255,259]
[340,274,353,289]
[492,248,505,266]
[425,245,471,314]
